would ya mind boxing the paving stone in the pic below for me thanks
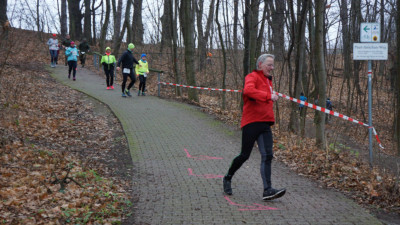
[50,66,382,225]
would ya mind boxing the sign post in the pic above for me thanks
[354,22,387,167]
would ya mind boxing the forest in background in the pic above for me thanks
[1,0,400,223]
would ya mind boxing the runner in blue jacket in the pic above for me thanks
[65,41,79,81]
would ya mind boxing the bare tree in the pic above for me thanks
[161,0,173,49]
[83,0,91,41]
[99,0,111,54]
[315,0,327,149]
[243,0,260,77]
[267,0,286,61]
[60,0,67,36]
[67,0,83,40]
[216,0,227,109]
[112,0,123,52]
[0,0,8,26]
[396,0,400,154]
[195,0,215,70]
[132,0,144,45]
[180,0,198,102]
[288,0,309,134]
[172,0,181,96]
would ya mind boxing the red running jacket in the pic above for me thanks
[241,70,275,128]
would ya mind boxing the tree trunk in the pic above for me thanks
[67,0,83,40]
[288,0,309,134]
[0,0,8,26]
[161,0,173,49]
[243,0,259,77]
[124,0,133,43]
[216,0,227,109]
[172,0,181,96]
[396,0,400,155]
[83,0,91,41]
[132,0,144,45]
[112,0,123,54]
[180,0,198,102]
[269,0,285,61]
[315,0,327,149]
[99,0,110,54]
[233,0,239,51]
[196,0,215,71]
[61,0,67,36]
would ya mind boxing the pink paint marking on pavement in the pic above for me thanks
[187,168,224,179]
[224,196,279,211]
[184,148,223,160]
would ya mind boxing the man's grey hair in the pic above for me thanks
[256,54,275,70]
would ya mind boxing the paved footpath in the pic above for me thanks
[50,66,382,225]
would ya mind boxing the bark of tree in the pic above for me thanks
[196,0,215,70]
[243,0,259,78]
[112,0,123,54]
[132,0,144,45]
[99,0,110,54]
[113,0,131,58]
[83,0,91,41]
[180,0,198,102]
[255,3,268,58]
[339,0,352,114]
[315,0,327,149]
[350,0,363,110]
[268,0,285,61]
[61,0,67,36]
[172,0,181,96]
[0,0,8,26]
[67,0,83,40]
[216,0,227,109]
[288,0,309,134]
[161,0,173,49]
[233,0,239,51]
[396,0,400,155]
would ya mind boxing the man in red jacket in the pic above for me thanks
[223,54,286,201]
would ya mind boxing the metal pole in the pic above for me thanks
[158,72,161,97]
[368,60,373,167]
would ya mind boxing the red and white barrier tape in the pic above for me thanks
[273,91,383,149]
[158,82,242,93]
[158,81,384,148]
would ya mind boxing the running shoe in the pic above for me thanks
[125,89,132,97]
[223,177,232,195]
[111,86,114,89]
[262,188,286,201]
[138,91,141,96]
[107,87,110,90]
[73,78,76,81]
[142,92,146,96]
[68,74,70,79]
[122,93,127,97]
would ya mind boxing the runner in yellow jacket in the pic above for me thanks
[100,47,117,90]
[135,53,149,96]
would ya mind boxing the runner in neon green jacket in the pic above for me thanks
[135,54,150,96]
[100,47,117,90]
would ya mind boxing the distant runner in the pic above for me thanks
[101,47,116,90]
[78,38,90,67]
[135,53,149,96]
[117,43,139,98]
[47,33,59,68]
[65,41,79,81]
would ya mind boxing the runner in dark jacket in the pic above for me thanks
[78,38,90,67]
[117,43,139,97]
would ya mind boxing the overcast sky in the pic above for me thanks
[7,0,349,49]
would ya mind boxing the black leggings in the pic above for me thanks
[226,122,274,191]
[121,69,136,93]
[68,61,77,78]
[104,68,114,87]
[139,75,147,92]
